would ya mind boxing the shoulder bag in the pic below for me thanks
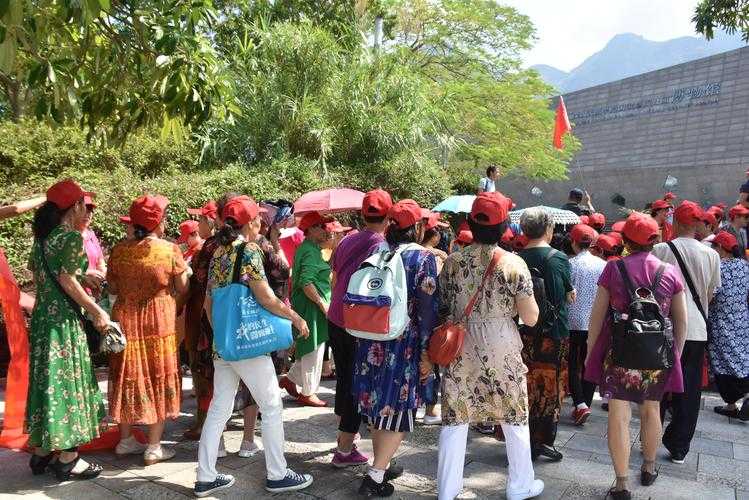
[428,249,502,366]
[38,239,126,355]
[211,241,293,361]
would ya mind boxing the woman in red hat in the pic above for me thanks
[351,199,439,497]
[707,231,749,420]
[26,180,109,480]
[649,200,673,242]
[586,212,688,499]
[437,192,544,500]
[107,195,189,466]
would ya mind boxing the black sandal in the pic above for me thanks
[29,453,55,475]
[641,461,659,486]
[50,456,103,481]
[607,487,632,499]
[714,405,739,418]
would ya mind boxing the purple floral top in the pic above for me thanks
[585,251,686,393]
[352,247,439,419]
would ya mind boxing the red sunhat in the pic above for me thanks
[388,199,422,229]
[622,212,660,246]
[713,231,739,253]
[177,220,200,244]
[469,192,511,226]
[362,189,393,218]
[729,204,749,220]
[673,200,704,225]
[222,195,263,226]
[187,201,218,220]
[129,195,169,232]
[570,224,599,245]
[46,179,95,211]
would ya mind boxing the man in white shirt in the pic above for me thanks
[567,224,606,426]
[652,200,721,464]
[477,165,499,193]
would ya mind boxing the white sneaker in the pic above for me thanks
[217,436,228,458]
[507,479,544,500]
[115,436,147,457]
[144,445,176,466]
[238,440,261,458]
[422,414,442,425]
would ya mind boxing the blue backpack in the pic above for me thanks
[211,241,293,361]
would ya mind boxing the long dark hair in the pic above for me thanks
[216,217,242,245]
[386,223,420,246]
[32,201,67,241]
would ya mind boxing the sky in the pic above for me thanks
[502,0,704,71]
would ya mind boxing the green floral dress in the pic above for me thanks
[26,225,104,450]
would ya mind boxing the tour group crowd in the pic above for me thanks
[8,165,749,500]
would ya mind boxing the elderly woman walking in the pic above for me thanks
[709,231,749,420]
[107,195,189,465]
[352,199,439,497]
[586,212,688,499]
[437,192,544,500]
[26,180,109,481]
[279,212,334,407]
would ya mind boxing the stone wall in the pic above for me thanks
[501,46,749,222]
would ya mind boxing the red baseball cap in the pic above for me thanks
[589,212,606,229]
[713,231,739,253]
[729,204,749,219]
[222,195,263,226]
[177,220,200,244]
[595,233,619,253]
[673,200,704,225]
[187,201,218,220]
[423,211,448,231]
[83,194,96,209]
[298,211,333,232]
[651,199,671,211]
[129,194,169,231]
[388,199,422,229]
[512,234,529,250]
[570,224,599,244]
[663,192,676,201]
[362,189,393,218]
[622,212,660,246]
[702,211,718,226]
[579,215,590,225]
[456,228,473,245]
[501,227,515,244]
[325,220,352,233]
[46,179,95,210]
[608,231,623,247]
[118,215,131,224]
[611,220,626,233]
[469,192,511,226]
[707,206,724,220]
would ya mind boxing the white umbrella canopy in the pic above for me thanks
[509,206,581,225]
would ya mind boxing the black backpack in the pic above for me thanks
[611,261,674,370]
[526,249,560,336]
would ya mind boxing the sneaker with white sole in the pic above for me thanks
[144,445,176,466]
[194,473,235,497]
[506,479,545,500]
[238,440,261,458]
[265,469,313,493]
[115,436,147,457]
[422,414,442,425]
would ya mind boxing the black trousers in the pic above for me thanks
[661,340,706,456]
[568,330,597,407]
[328,320,362,434]
[715,374,749,405]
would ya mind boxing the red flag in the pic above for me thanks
[553,96,571,149]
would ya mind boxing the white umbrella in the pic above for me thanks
[509,206,580,225]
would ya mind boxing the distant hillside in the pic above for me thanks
[533,31,746,94]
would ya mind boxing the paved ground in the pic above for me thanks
[1,373,749,499]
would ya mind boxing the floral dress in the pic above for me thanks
[439,245,533,426]
[708,258,749,378]
[107,238,186,424]
[26,225,105,450]
[352,247,439,431]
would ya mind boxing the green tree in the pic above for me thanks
[0,0,235,142]
[693,0,749,42]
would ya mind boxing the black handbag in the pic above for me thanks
[611,260,675,370]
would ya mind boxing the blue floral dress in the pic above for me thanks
[708,258,749,378]
[352,246,439,432]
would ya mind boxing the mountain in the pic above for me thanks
[533,31,746,94]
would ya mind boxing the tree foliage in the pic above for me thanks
[0,0,235,142]
[694,0,749,42]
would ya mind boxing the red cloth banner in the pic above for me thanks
[553,96,572,149]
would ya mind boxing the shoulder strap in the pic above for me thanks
[38,239,87,324]
[651,263,667,294]
[231,241,249,284]
[616,259,637,298]
[461,249,503,320]
[667,241,707,323]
